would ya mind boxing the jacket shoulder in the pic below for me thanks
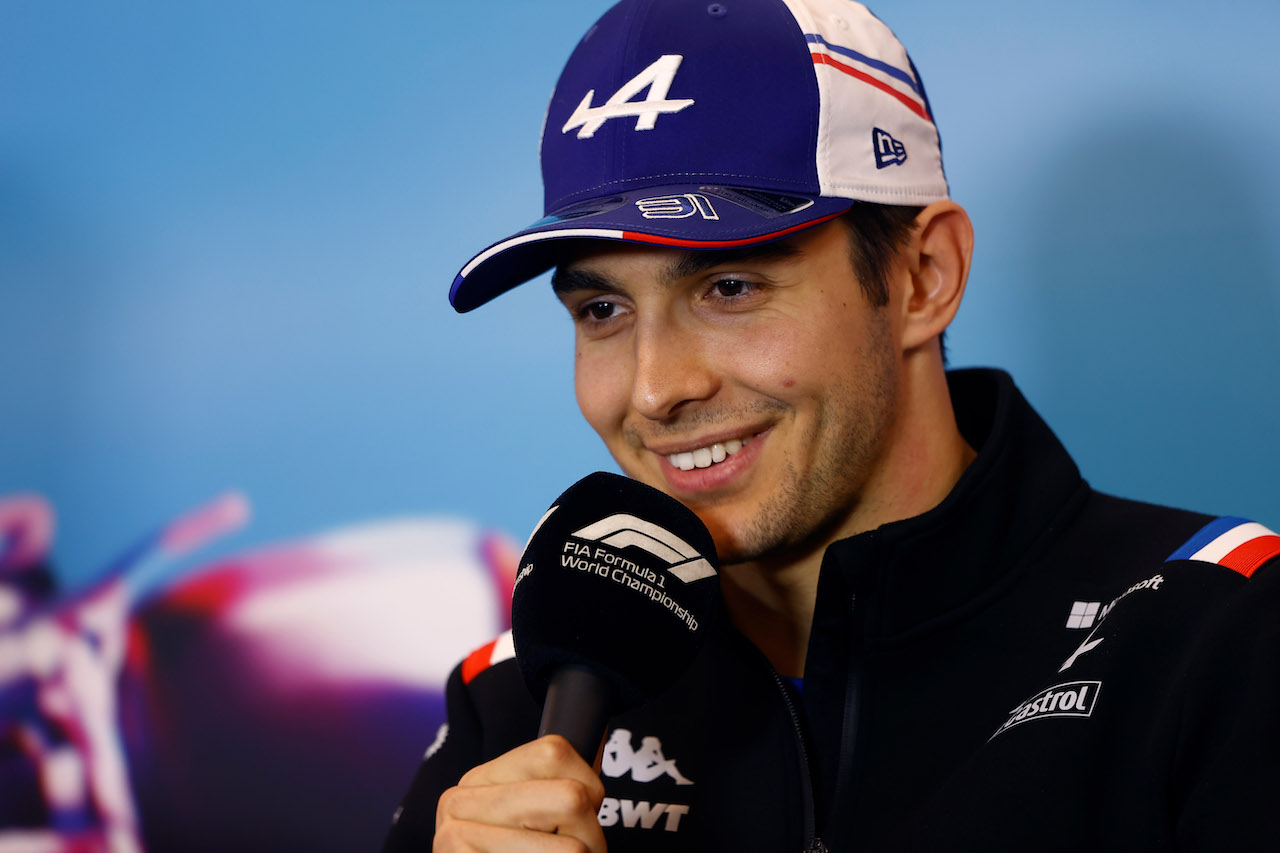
[1164,514,1280,579]
[381,632,538,852]
[1062,493,1280,581]
[452,630,541,745]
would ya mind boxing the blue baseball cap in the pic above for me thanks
[449,0,949,312]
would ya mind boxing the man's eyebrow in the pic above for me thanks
[551,239,804,296]
[551,265,615,297]
[663,240,803,282]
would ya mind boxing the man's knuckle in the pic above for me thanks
[544,778,597,814]
[435,785,465,818]
[564,781,596,812]
[534,734,576,764]
[457,764,484,786]
[431,816,464,846]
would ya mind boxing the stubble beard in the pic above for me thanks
[714,319,899,568]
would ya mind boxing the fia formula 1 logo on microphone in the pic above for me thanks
[554,511,716,633]
[571,514,716,583]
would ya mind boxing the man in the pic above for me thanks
[384,0,1280,850]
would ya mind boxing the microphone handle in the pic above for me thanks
[537,664,614,762]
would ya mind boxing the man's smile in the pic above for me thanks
[665,436,751,471]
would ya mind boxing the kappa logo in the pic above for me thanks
[571,514,716,583]
[598,729,693,832]
[991,680,1102,739]
[562,54,695,139]
[602,728,694,785]
[873,127,907,168]
[635,193,719,221]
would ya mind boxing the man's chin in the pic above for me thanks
[697,513,765,567]
[616,469,770,562]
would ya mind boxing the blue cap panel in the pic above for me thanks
[541,0,821,214]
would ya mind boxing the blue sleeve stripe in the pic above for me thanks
[1167,515,1250,562]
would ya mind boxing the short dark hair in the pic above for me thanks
[841,203,949,362]
[840,203,923,307]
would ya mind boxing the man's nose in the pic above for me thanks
[630,317,718,421]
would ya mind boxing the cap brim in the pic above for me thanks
[448,184,853,312]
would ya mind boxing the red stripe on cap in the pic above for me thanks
[812,52,933,123]
[620,210,845,249]
[1218,535,1280,578]
[461,638,498,684]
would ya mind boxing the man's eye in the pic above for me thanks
[579,300,617,321]
[710,279,753,299]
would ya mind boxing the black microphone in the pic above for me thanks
[510,472,722,762]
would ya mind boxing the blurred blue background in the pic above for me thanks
[4,0,1278,589]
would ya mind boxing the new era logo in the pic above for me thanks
[873,127,907,169]
[1066,601,1101,629]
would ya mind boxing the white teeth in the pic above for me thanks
[667,436,750,471]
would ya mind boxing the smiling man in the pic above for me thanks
[383,1,1280,851]
[550,213,975,679]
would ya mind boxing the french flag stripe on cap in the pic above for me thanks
[805,33,922,96]
[806,36,932,123]
[1167,517,1280,578]
[461,630,516,684]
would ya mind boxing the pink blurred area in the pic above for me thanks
[1,493,518,853]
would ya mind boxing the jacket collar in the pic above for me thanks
[813,368,1088,642]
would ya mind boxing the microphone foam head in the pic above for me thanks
[511,472,721,711]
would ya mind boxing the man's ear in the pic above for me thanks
[899,200,973,351]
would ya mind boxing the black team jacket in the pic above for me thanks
[383,369,1280,852]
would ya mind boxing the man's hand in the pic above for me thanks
[434,735,607,852]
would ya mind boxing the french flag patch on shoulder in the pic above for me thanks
[1167,516,1280,578]
[461,630,516,684]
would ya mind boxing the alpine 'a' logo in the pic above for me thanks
[562,55,695,139]
[571,514,716,582]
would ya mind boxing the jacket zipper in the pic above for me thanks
[785,592,862,853]
[830,593,863,827]
[742,586,862,853]
[765,665,827,852]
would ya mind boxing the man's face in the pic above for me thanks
[554,220,902,566]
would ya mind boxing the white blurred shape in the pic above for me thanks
[223,518,509,689]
